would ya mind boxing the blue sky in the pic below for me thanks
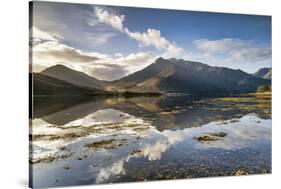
[31,1,271,81]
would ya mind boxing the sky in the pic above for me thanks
[31,1,272,81]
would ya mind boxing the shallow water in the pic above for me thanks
[30,94,271,188]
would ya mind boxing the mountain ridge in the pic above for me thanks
[253,67,272,80]
[37,57,271,95]
[32,73,105,96]
[109,57,271,94]
[41,64,106,90]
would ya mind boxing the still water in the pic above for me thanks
[30,94,271,188]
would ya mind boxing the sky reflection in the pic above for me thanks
[30,107,271,184]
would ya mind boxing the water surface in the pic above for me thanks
[30,94,272,188]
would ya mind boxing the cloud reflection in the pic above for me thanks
[31,108,271,183]
[94,113,271,183]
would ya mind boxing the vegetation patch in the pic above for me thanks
[130,149,142,156]
[31,153,72,164]
[85,139,115,148]
[31,133,87,141]
[209,132,227,137]
[194,135,219,142]
[204,94,272,118]
[256,85,271,93]
[194,132,227,142]
[133,126,150,131]
[229,119,240,123]
[261,169,271,174]
[126,123,143,128]
[85,138,128,150]
[234,170,249,176]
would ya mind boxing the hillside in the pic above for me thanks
[109,57,271,94]
[34,58,271,95]
[32,73,105,96]
[253,67,272,80]
[41,64,106,89]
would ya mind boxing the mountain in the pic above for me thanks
[35,58,271,95]
[109,57,271,94]
[253,67,272,80]
[32,73,105,95]
[40,64,106,89]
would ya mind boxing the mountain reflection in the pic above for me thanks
[33,94,271,131]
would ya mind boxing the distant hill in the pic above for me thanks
[41,64,106,89]
[109,57,271,94]
[253,67,272,80]
[32,73,105,96]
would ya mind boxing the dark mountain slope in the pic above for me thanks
[253,67,272,79]
[41,64,106,89]
[110,57,271,94]
[32,73,105,96]
[108,58,174,90]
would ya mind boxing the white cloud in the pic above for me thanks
[126,28,170,49]
[96,159,125,183]
[33,41,102,64]
[191,38,272,71]
[125,28,183,58]
[193,38,251,54]
[32,38,153,80]
[142,132,185,161]
[160,43,183,58]
[31,26,62,44]
[31,11,158,80]
[93,7,183,58]
[94,7,125,32]
[114,52,154,72]
[229,47,271,63]
[87,32,117,45]
[32,40,106,73]
[85,63,129,81]
[83,52,154,81]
